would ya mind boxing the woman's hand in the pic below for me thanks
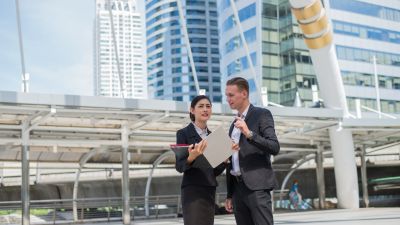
[187,140,207,164]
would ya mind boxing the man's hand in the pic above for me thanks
[225,198,233,213]
[187,140,207,164]
[231,142,239,151]
[234,116,251,137]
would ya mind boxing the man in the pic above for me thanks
[224,77,280,225]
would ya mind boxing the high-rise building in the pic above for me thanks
[219,0,400,113]
[146,0,222,102]
[94,0,147,99]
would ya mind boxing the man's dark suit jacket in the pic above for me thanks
[226,104,280,198]
[175,123,226,188]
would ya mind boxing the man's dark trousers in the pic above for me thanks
[232,178,273,225]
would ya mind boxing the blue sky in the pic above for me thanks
[0,0,145,96]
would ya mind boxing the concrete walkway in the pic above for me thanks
[82,208,400,225]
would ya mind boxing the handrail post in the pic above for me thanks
[107,199,111,222]
[155,196,159,219]
[80,204,84,221]
[177,195,181,217]
[52,201,56,224]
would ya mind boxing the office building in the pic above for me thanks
[219,0,400,113]
[146,0,222,102]
[94,0,147,98]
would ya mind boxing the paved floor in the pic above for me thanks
[83,208,400,225]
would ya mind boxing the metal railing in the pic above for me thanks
[0,193,228,224]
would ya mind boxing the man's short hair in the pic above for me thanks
[226,77,249,94]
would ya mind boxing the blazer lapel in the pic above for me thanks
[244,104,255,123]
[228,122,235,137]
[188,123,202,143]
[237,104,255,142]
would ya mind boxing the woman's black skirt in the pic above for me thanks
[181,185,216,225]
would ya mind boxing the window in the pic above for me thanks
[173,77,181,83]
[171,38,181,45]
[186,0,205,6]
[263,3,278,19]
[336,46,400,67]
[187,9,205,16]
[173,86,182,93]
[226,52,257,76]
[213,86,221,92]
[171,48,181,54]
[211,48,219,54]
[196,67,209,73]
[156,90,164,96]
[224,28,256,55]
[171,58,181,64]
[222,3,256,32]
[239,3,256,21]
[191,47,207,54]
[193,56,208,63]
[187,19,206,25]
[190,38,207,44]
[172,67,182,73]
[209,11,217,17]
[170,29,181,35]
[333,20,400,44]
[188,28,207,35]
[213,96,222,102]
[198,76,209,82]
[147,9,179,27]
[173,96,183,101]
[329,0,400,22]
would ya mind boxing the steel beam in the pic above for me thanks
[360,146,369,207]
[21,121,30,225]
[121,125,131,224]
[315,144,326,209]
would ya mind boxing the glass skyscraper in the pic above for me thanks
[94,0,147,99]
[146,0,222,102]
[219,0,400,113]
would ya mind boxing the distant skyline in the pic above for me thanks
[0,0,145,96]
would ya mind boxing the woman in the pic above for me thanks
[175,95,226,225]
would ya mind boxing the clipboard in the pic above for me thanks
[203,126,233,167]
[170,144,190,160]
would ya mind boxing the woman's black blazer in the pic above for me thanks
[175,123,226,188]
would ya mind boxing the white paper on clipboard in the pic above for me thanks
[203,126,233,168]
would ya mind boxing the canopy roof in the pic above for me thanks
[0,91,399,171]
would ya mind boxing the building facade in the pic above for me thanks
[146,0,222,102]
[219,0,400,113]
[94,0,147,99]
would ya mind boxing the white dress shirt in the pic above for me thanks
[230,104,250,176]
[192,122,208,140]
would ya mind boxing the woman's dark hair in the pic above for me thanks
[189,95,211,122]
